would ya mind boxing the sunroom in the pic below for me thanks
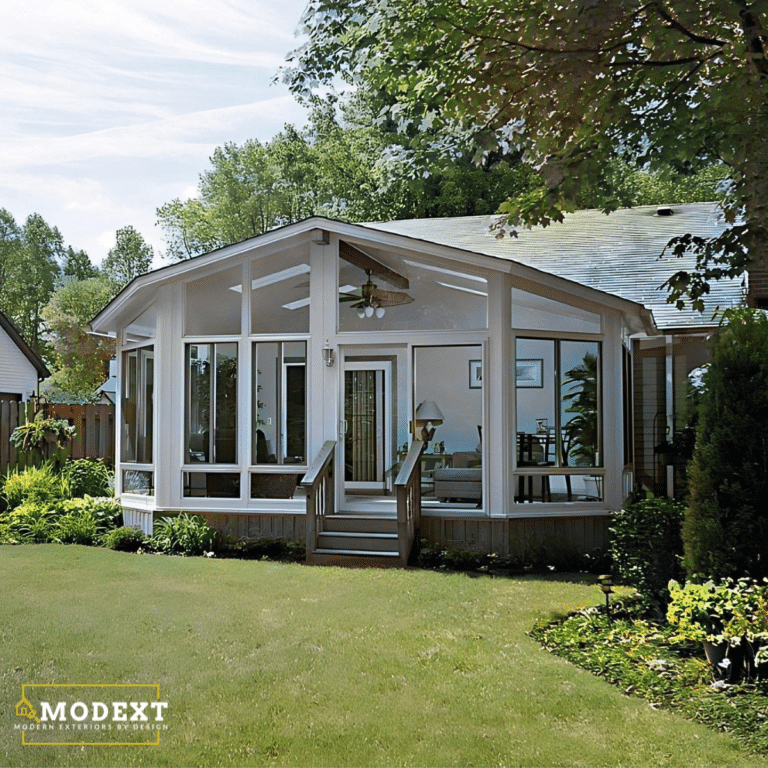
[91,217,653,566]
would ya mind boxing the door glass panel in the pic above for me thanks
[344,369,384,483]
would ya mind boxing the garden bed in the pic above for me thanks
[530,596,768,756]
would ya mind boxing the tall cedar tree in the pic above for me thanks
[684,309,768,580]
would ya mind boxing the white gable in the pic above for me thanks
[0,324,39,400]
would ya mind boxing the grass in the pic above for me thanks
[1,546,767,767]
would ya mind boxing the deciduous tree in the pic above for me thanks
[41,276,116,402]
[102,226,153,287]
[0,212,63,354]
[285,1,768,308]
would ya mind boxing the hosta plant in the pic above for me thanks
[151,513,216,556]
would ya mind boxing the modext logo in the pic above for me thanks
[14,685,168,746]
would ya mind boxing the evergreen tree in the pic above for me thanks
[684,309,768,580]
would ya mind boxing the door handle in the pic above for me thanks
[340,419,348,435]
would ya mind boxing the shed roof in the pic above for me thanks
[362,202,742,331]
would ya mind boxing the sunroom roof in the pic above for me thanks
[362,202,743,331]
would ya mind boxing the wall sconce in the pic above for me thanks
[413,400,444,441]
[322,346,335,367]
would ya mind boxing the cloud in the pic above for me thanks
[0,0,310,267]
[0,96,307,169]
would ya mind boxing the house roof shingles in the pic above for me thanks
[362,202,741,331]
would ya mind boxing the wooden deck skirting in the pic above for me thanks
[154,508,608,559]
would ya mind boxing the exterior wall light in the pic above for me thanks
[322,346,335,367]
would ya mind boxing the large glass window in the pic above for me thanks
[251,252,311,334]
[185,265,243,336]
[512,288,601,333]
[122,347,153,464]
[186,343,238,464]
[252,342,306,465]
[515,339,602,498]
[414,345,483,506]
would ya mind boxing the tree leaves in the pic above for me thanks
[284,0,768,309]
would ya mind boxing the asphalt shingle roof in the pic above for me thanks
[362,202,743,331]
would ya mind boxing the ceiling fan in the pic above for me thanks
[339,269,414,318]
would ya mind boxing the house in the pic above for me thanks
[89,203,742,565]
[0,310,49,402]
[97,359,118,405]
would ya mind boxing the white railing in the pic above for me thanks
[301,441,336,557]
[394,440,425,563]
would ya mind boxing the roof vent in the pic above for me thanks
[656,206,674,216]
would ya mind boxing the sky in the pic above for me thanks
[1,0,310,268]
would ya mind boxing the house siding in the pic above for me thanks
[0,326,38,400]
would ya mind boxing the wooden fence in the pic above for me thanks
[0,399,115,473]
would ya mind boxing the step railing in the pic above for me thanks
[301,441,336,558]
[394,439,425,563]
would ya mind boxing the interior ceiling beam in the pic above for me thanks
[338,240,409,289]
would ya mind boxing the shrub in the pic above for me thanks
[610,497,685,612]
[63,459,113,498]
[1,464,63,510]
[51,497,122,545]
[56,509,102,546]
[684,309,768,580]
[9,418,76,452]
[667,578,768,681]
[151,514,216,556]
[217,537,305,562]
[51,497,122,530]
[1,502,59,543]
[104,526,148,552]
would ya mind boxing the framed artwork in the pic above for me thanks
[516,358,543,388]
[469,359,482,389]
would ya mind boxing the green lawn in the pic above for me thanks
[1,545,766,767]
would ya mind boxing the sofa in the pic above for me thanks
[433,467,482,502]
[432,451,482,502]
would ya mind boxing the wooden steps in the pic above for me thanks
[306,514,406,567]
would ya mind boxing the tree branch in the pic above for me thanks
[652,3,728,47]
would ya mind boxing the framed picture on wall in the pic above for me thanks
[516,358,543,388]
[469,359,482,389]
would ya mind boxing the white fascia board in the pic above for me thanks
[90,217,335,334]
[91,214,657,336]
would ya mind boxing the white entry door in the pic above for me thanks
[342,360,392,493]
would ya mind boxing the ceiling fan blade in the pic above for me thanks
[370,288,415,307]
